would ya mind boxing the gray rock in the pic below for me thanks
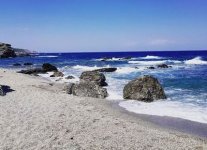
[50,71,64,77]
[157,64,169,68]
[80,71,107,86]
[70,81,108,99]
[123,75,166,102]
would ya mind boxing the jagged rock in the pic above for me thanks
[70,81,108,99]
[18,68,46,75]
[0,43,16,58]
[65,75,75,79]
[24,63,33,66]
[42,63,58,72]
[123,75,166,102]
[93,68,117,72]
[0,85,5,96]
[157,64,169,68]
[80,71,107,86]
[13,63,21,66]
[50,71,64,77]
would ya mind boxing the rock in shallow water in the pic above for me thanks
[80,71,107,86]
[42,63,58,72]
[93,68,117,72]
[50,71,64,77]
[123,75,166,102]
[67,81,108,99]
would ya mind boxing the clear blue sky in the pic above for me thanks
[0,0,207,52]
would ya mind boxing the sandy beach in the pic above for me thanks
[0,68,206,150]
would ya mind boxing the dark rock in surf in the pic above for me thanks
[157,64,169,68]
[42,63,58,72]
[123,75,166,102]
[24,63,33,66]
[148,66,155,69]
[13,63,21,66]
[93,68,117,72]
[50,71,64,77]
[65,75,75,79]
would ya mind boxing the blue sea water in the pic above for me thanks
[0,51,207,123]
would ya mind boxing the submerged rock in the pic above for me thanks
[13,63,21,66]
[93,68,117,72]
[157,64,169,68]
[70,81,108,99]
[42,63,58,72]
[123,75,166,102]
[80,71,107,86]
[50,71,64,77]
[65,75,75,79]
[147,66,155,69]
[24,63,33,66]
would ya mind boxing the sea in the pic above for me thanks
[0,51,207,124]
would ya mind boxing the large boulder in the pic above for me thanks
[42,63,58,72]
[94,68,117,72]
[68,81,108,99]
[0,42,16,58]
[80,71,107,86]
[123,75,166,102]
[0,85,5,96]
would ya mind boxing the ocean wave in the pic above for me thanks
[140,55,164,59]
[36,55,58,58]
[128,60,167,65]
[95,57,136,61]
[184,57,207,65]
[115,66,145,74]
[119,100,207,123]
[72,65,111,71]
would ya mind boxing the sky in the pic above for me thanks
[0,0,207,52]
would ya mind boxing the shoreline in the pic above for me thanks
[0,68,206,149]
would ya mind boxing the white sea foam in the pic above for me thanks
[119,100,207,123]
[72,65,111,71]
[128,60,166,65]
[140,55,164,59]
[115,67,140,74]
[36,55,58,58]
[184,57,207,65]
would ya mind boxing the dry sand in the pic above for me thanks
[0,68,206,150]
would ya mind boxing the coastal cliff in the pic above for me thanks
[0,42,36,58]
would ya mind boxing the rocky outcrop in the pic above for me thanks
[0,42,36,59]
[0,43,16,58]
[93,68,117,72]
[42,63,58,72]
[68,81,108,99]
[80,71,107,86]
[50,71,64,77]
[123,75,166,102]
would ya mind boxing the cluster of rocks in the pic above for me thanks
[100,57,132,61]
[0,42,35,59]
[147,64,171,70]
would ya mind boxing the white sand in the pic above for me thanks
[0,68,206,150]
